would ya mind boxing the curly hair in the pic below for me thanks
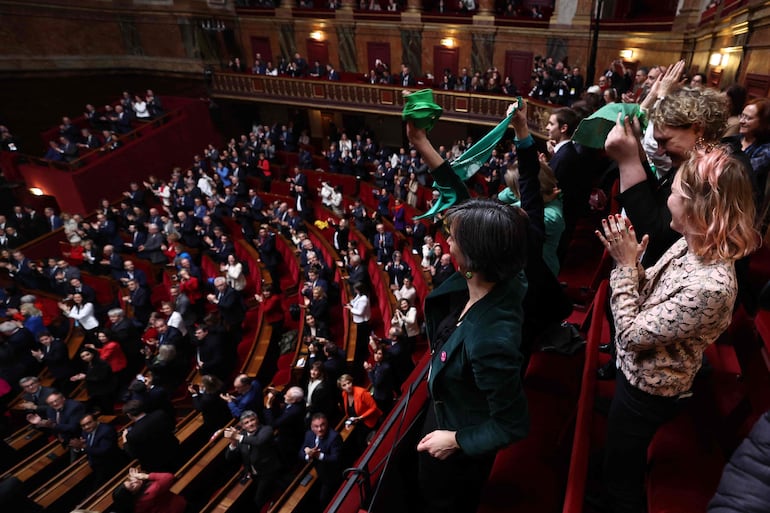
[652,87,728,142]
[674,146,759,261]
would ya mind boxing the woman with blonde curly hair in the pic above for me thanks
[594,144,759,513]
[621,61,731,266]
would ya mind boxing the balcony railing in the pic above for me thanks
[210,72,553,136]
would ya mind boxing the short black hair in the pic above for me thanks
[123,399,145,416]
[552,107,580,137]
[444,198,528,283]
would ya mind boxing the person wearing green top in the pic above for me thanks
[408,103,530,513]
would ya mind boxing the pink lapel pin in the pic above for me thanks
[440,351,447,362]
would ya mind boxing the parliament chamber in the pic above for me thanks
[1,1,770,512]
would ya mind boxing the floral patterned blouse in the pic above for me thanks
[610,238,736,397]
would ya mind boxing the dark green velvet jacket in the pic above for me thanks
[425,270,530,457]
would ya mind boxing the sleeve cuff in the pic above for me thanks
[514,135,534,149]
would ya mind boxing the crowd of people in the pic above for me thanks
[3,50,770,513]
[41,90,164,163]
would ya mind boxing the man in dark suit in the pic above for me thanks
[299,413,343,507]
[77,127,101,151]
[345,254,369,290]
[18,376,56,416]
[31,333,75,393]
[118,259,148,289]
[122,400,180,472]
[122,224,146,254]
[192,324,233,382]
[264,386,306,462]
[99,245,124,279]
[72,413,126,488]
[111,105,132,134]
[44,207,62,232]
[224,410,284,510]
[137,223,166,264]
[207,277,245,335]
[68,278,97,305]
[26,391,86,445]
[326,64,340,81]
[123,279,152,325]
[545,107,587,262]
[399,64,416,87]
[107,308,143,375]
[372,223,395,264]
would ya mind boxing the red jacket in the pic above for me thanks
[342,386,382,429]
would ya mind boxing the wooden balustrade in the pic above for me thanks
[211,72,553,133]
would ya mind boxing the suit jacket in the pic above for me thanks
[225,424,283,476]
[192,391,231,435]
[129,286,152,323]
[45,398,87,442]
[40,339,75,380]
[305,379,336,420]
[425,271,529,457]
[299,428,342,483]
[265,400,306,457]
[124,410,180,472]
[548,141,589,230]
[216,287,245,329]
[23,385,56,416]
[84,422,123,472]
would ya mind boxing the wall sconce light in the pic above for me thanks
[720,53,729,67]
[29,187,44,196]
[709,52,722,66]
[619,49,634,60]
[310,31,324,41]
[441,38,455,48]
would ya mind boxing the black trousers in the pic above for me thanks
[602,371,686,513]
[417,402,496,513]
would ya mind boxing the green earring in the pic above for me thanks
[464,271,473,280]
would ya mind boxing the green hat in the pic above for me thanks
[402,89,443,131]
[572,103,647,149]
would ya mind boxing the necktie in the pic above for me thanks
[88,432,94,447]
[56,409,62,424]
[31,393,38,403]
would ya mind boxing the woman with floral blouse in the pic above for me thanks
[595,143,760,513]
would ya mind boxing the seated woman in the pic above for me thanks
[112,467,186,513]
[598,125,760,512]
